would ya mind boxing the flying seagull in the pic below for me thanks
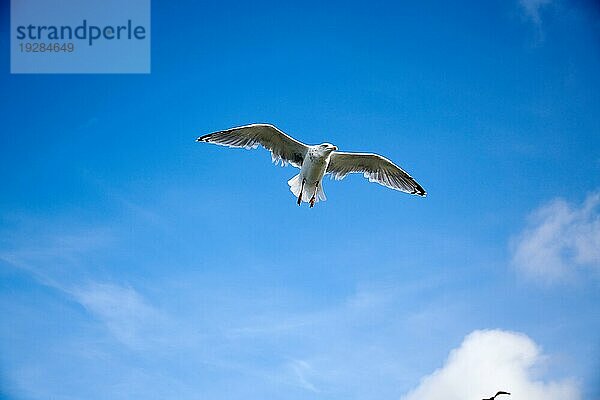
[197,123,426,207]
[482,391,511,400]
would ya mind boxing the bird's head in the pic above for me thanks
[319,143,338,153]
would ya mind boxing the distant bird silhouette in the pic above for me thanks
[482,391,511,400]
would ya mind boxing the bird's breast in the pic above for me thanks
[301,152,329,182]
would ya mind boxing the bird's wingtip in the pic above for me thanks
[196,134,211,142]
[411,188,427,197]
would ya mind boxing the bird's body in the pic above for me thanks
[302,146,332,183]
[197,123,426,207]
[289,144,335,206]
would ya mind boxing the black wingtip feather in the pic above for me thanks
[413,181,427,197]
[196,133,212,142]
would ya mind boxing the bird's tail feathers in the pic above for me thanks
[316,182,327,202]
[288,174,327,203]
[288,174,304,200]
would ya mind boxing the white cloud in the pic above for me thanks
[510,192,600,283]
[401,330,580,400]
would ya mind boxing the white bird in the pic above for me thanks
[197,123,426,207]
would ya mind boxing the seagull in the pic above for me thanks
[197,123,426,207]
[482,391,511,400]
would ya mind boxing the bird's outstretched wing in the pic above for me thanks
[326,152,426,196]
[197,124,309,168]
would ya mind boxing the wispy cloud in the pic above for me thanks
[510,192,600,284]
[0,222,178,351]
[69,282,166,349]
[221,282,457,396]
[520,0,552,26]
[286,359,320,392]
[0,223,113,292]
[518,0,555,42]
[402,329,580,400]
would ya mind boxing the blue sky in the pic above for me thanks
[1,0,599,399]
